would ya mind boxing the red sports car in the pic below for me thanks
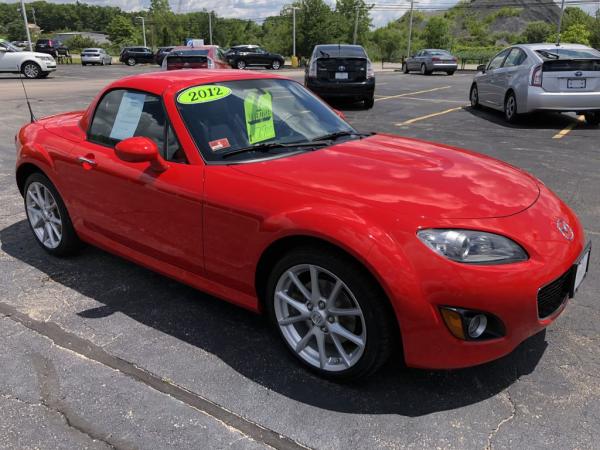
[15,70,590,380]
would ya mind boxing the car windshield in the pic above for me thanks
[176,79,356,162]
[537,48,600,59]
[316,45,367,58]
[1,40,21,52]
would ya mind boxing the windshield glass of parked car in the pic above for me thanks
[0,41,20,52]
[176,79,355,162]
[316,45,367,58]
[537,48,600,59]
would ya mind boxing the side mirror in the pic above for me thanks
[477,64,487,73]
[333,109,346,120]
[115,136,168,172]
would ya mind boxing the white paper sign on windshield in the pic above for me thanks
[109,92,146,140]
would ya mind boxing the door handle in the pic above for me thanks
[77,156,97,166]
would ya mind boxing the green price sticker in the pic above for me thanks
[244,90,276,145]
[177,85,232,104]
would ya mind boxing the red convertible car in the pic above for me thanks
[15,70,590,380]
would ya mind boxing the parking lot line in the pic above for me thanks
[375,86,451,102]
[395,106,465,126]
[552,115,585,139]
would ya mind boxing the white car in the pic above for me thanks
[81,48,113,66]
[0,40,56,78]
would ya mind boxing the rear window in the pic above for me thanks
[537,48,600,59]
[315,45,367,58]
[427,50,451,56]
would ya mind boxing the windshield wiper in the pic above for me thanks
[537,50,560,60]
[221,141,330,159]
[311,131,373,142]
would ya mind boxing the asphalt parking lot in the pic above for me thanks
[0,64,598,449]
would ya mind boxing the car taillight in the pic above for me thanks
[432,57,440,62]
[309,60,317,78]
[531,65,543,87]
[367,59,374,78]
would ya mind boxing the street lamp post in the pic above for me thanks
[136,16,147,48]
[19,0,33,52]
[208,11,213,45]
[406,0,415,58]
[292,7,298,58]
[353,3,360,44]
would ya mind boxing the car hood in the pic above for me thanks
[232,134,540,219]
[22,51,55,59]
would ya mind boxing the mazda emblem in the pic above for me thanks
[556,218,574,241]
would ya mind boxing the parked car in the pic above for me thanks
[403,49,458,75]
[81,48,112,66]
[161,46,229,70]
[155,46,174,66]
[0,39,56,78]
[10,41,28,50]
[305,44,375,108]
[15,69,589,380]
[470,43,600,125]
[35,39,69,59]
[119,47,154,66]
[225,45,284,70]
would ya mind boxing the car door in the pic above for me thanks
[478,49,510,108]
[494,48,527,102]
[0,42,22,71]
[58,88,205,274]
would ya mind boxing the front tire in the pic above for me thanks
[24,173,81,256]
[271,60,282,70]
[126,57,136,66]
[504,91,519,123]
[22,62,41,79]
[470,84,480,109]
[584,112,600,126]
[265,246,395,381]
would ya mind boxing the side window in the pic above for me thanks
[503,48,527,67]
[88,89,187,163]
[488,49,509,71]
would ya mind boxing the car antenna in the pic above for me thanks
[17,64,36,123]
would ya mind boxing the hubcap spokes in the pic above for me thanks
[26,182,62,249]
[274,264,366,372]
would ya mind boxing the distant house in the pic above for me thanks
[53,31,110,45]
[27,23,41,35]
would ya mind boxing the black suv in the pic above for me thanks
[225,45,284,70]
[155,46,174,66]
[119,47,154,66]
[35,39,69,58]
[305,44,375,108]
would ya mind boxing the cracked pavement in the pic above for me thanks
[1,65,599,449]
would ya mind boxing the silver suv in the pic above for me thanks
[470,43,600,125]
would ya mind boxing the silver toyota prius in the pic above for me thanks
[470,43,600,125]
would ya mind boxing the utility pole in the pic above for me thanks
[209,11,213,45]
[406,0,415,58]
[353,3,360,45]
[136,17,147,47]
[30,7,37,26]
[19,0,33,52]
[556,0,566,45]
[292,7,298,57]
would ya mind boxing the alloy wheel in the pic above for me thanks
[272,60,281,70]
[23,62,40,79]
[470,86,479,107]
[25,182,63,249]
[420,64,426,75]
[505,94,516,121]
[127,57,136,66]
[237,60,246,69]
[274,264,367,372]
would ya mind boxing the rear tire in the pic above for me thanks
[447,71,455,76]
[402,63,409,74]
[420,64,430,75]
[23,173,82,257]
[584,112,600,126]
[504,91,519,123]
[236,59,246,69]
[265,246,396,381]
[364,96,375,109]
[126,57,136,66]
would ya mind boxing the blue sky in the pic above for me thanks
[22,0,599,27]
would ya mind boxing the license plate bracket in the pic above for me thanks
[567,78,586,89]
[571,244,591,296]
[335,72,348,80]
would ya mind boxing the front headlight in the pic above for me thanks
[35,55,54,63]
[417,229,528,264]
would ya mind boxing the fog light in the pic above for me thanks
[467,314,487,339]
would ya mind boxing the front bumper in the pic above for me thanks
[383,183,588,369]
[526,86,600,112]
[306,78,375,99]
[38,61,56,72]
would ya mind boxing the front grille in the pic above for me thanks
[537,268,573,318]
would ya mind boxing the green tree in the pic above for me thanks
[590,17,600,48]
[522,21,553,43]
[295,0,338,57]
[335,0,372,45]
[371,27,403,62]
[555,23,591,45]
[424,16,451,49]
[107,15,138,46]
[6,20,28,41]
